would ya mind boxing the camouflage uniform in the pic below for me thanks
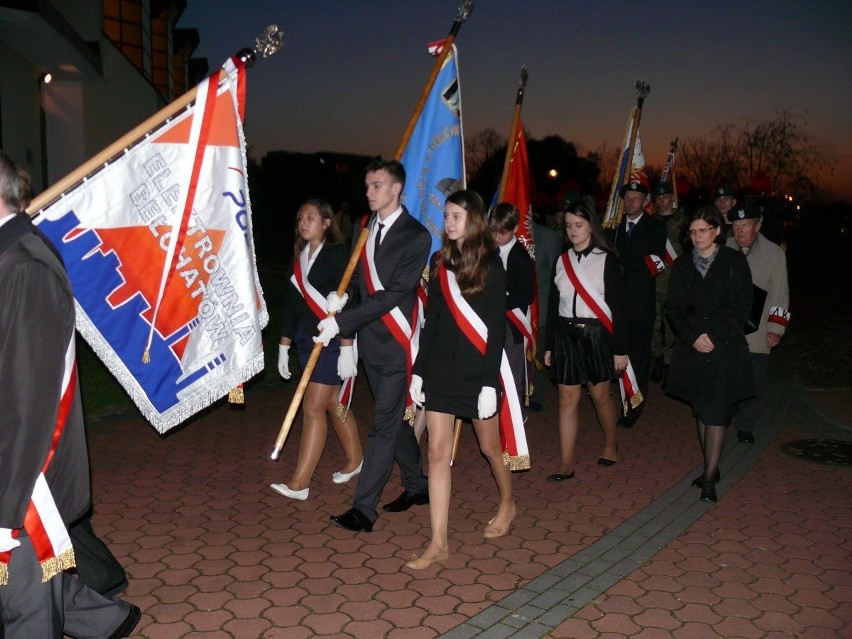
[651,208,687,365]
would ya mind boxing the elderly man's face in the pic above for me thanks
[732,218,761,248]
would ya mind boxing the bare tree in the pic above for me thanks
[678,110,832,198]
[589,141,621,194]
[464,128,506,183]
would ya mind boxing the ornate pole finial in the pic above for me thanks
[457,0,474,22]
[236,25,284,68]
[635,80,651,100]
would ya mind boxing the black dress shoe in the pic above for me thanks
[107,604,141,639]
[737,430,755,444]
[382,490,429,512]
[699,482,718,503]
[547,472,575,482]
[691,468,721,488]
[617,417,636,429]
[650,358,664,383]
[330,508,373,532]
[597,457,617,467]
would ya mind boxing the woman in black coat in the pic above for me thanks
[665,207,755,503]
[406,189,513,569]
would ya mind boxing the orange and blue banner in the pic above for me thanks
[33,60,267,433]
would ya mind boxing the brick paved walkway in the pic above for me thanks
[81,346,850,638]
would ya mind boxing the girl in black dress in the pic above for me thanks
[406,190,513,569]
[270,200,362,501]
[544,201,627,480]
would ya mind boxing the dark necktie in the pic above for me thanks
[375,222,385,250]
[627,221,635,237]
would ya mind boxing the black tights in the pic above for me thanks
[697,421,725,482]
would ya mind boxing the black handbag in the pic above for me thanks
[744,285,767,335]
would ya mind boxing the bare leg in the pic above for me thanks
[588,380,617,461]
[286,382,332,490]
[326,391,362,474]
[472,415,515,535]
[416,411,454,561]
[555,383,583,474]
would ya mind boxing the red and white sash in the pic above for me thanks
[507,307,534,400]
[290,243,355,414]
[559,252,643,414]
[664,238,678,266]
[0,339,77,585]
[438,265,530,470]
[358,218,423,423]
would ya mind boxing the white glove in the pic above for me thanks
[277,344,291,380]
[337,345,358,379]
[313,316,340,346]
[0,528,20,553]
[477,386,498,420]
[326,291,349,313]
[409,374,425,407]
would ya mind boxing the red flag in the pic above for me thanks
[502,119,539,373]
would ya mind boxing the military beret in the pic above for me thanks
[619,181,648,198]
[713,185,735,199]
[727,206,762,223]
[653,182,673,196]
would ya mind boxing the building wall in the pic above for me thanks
[0,44,43,186]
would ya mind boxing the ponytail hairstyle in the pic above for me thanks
[439,189,495,296]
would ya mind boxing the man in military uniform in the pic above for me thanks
[712,185,737,238]
[611,181,667,428]
[650,182,687,384]
[726,206,790,443]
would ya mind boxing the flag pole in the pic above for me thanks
[272,0,475,461]
[26,25,284,216]
[496,66,528,203]
[612,80,650,227]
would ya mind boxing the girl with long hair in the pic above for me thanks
[544,200,627,481]
[270,199,362,500]
[406,189,514,569]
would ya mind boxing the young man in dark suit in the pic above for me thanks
[611,181,667,428]
[315,159,431,532]
[490,203,535,412]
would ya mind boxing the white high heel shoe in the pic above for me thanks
[270,483,309,500]
[332,460,363,484]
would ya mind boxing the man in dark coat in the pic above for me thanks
[610,181,667,428]
[0,151,139,638]
[314,159,431,532]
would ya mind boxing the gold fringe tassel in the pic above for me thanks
[40,547,76,583]
[0,561,8,586]
[502,451,531,471]
[228,385,245,404]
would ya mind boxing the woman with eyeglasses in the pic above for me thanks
[665,207,755,503]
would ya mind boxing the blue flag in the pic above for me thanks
[400,45,465,256]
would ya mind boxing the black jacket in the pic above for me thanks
[611,213,667,321]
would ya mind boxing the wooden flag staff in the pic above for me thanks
[496,66,529,204]
[611,80,650,227]
[27,25,284,216]
[271,0,475,460]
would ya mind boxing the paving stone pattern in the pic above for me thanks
[82,347,850,638]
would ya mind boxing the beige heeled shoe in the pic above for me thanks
[405,547,449,570]
[484,502,516,539]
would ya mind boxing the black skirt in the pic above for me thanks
[425,390,491,420]
[551,317,616,386]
